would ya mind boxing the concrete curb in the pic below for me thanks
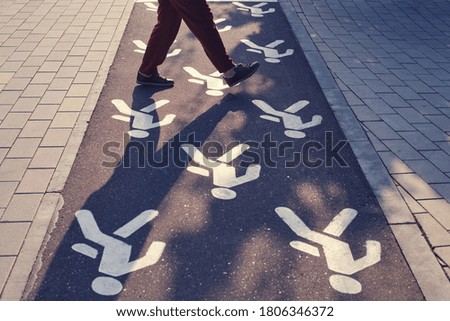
[279,0,450,300]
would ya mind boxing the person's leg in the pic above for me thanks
[169,0,259,86]
[169,0,234,73]
[139,0,182,77]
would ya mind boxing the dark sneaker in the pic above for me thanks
[136,72,174,87]
[224,62,260,87]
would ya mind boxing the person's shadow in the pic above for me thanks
[32,86,243,300]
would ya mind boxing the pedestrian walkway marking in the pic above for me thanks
[241,39,294,63]
[133,40,182,57]
[252,99,322,138]
[276,207,381,294]
[135,0,279,3]
[233,2,276,17]
[72,210,166,296]
[182,143,261,200]
[111,99,175,138]
[215,18,232,32]
[184,66,230,96]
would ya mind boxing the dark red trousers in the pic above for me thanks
[139,0,235,75]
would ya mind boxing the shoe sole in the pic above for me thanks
[226,63,260,87]
[136,81,174,87]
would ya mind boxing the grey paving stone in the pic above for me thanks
[0,257,15,294]
[407,100,441,115]
[404,80,435,94]
[0,159,30,182]
[21,84,49,98]
[390,68,418,81]
[19,120,51,138]
[3,78,31,91]
[436,142,450,156]
[402,63,430,75]
[399,131,439,151]
[366,132,389,152]
[362,98,396,114]
[30,105,59,120]
[378,93,410,107]
[50,112,79,128]
[365,119,403,139]
[0,105,12,121]
[342,90,364,105]
[7,138,40,158]
[30,72,56,85]
[351,68,378,80]
[383,139,424,160]
[420,74,446,87]
[415,214,450,247]
[397,185,426,214]
[430,183,450,202]
[1,193,43,222]
[29,147,63,169]
[14,66,39,79]
[435,247,450,267]
[48,79,73,93]
[0,222,30,255]
[391,223,450,300]
[0,113,30,129]
[0,72,15,85]
[395,108,429,124]
[73,71,96,84]
[435,86,450,100]
[393,173,442,200]
[426,115,450,131]
[0,91,21,105]
[378,151,413,174]
[379,114,415,131]
[40,128,72,147]
[391,86,423,101]
[413,123,448,142]
[350,105,380,121]
[40,90,67,105]
[10,97,40,112]
[363,79,393,93]
[336,71,365,85]
[16,169,54,193]
[405,159,450,184]
[419,199,450,230]
[0,149,7,164]
[0,129,20,148]
[421,150,450,172]
[0,182,18,208]
[421,94,450,108]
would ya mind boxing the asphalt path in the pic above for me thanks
[26,1,423,300]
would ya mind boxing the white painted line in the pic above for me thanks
[323,208,357,237]
[114,209,159,238]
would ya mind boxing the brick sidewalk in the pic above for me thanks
[0,0,134,300]
[284,0,450,298]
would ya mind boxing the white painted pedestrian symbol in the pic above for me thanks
[135,0,157,12]
[72,209,166,296]
[214,18,232,33]
[184,66,230,96]
[276,207,381,294]
[182,143,261,200]
[111,99,175,138]
[133,40,181,58]
[241,39,294,63]
[252,100,322,139]
[233,2,276,17]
